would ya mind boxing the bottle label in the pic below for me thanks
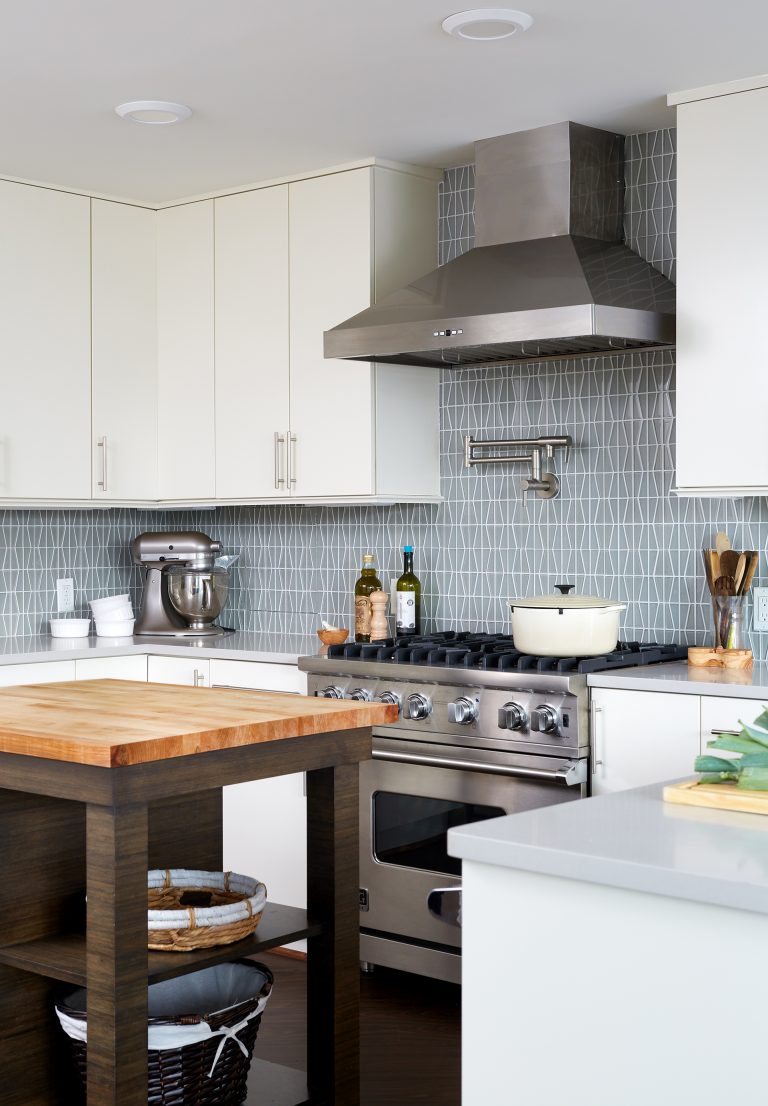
[396,593,416,631]
[355,595,372,637]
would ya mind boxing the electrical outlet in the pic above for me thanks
[56,578,75,614]
[753,587,768,631]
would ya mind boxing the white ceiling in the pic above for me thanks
[2,0,768,205]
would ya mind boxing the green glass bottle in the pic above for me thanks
[395,545,421,637]
[354,553,382,643]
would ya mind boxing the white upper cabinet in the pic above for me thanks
[289,166,440,500]
[91,201,158,500]
[0,182,91,499]
[157,201,216,500]
[214,186,290,499]
[673,79,768,494]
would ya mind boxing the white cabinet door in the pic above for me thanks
[700,696,761,758]
[289,169,375,497]
[0,182,91,500]
[75,655,148,682]
[214,187,290,499]
[157,202,215,500]
[0,660,75,686]
[91,201,157,500]
[212,659,308,919]
[147,655,210,687]
[676,86,768,493]
[591,688,700,795]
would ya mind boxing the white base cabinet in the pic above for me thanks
[0,661,76,686]
[75,655,148,682]
[590,687,700,794]
[147,655,210,687]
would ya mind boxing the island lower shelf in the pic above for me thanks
[0,902,319,986]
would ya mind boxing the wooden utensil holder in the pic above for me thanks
[688,647,753,669]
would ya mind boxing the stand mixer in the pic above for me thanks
[132,532,234,637]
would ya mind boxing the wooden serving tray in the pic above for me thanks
[664,778,768,815]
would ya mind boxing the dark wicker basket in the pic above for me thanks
[56,960,273,1106]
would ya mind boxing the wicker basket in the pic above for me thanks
[56,960,273,1106]
[148,869,267,952]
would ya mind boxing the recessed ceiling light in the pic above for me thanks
[442,8,533,40]
[115,100,192,125]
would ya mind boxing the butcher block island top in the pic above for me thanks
[0,678,396,766]
[0,678,386,1106]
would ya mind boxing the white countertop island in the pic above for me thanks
[449,784,768,1106]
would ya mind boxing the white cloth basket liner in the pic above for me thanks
[56,962,271,1078]
[147,869,267,930]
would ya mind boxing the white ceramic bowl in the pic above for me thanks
[89,594,131,616]
[95,618,135,638]
[50,618,91,639]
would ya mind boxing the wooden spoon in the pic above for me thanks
[720,549,741,581]
[715,574,736,596]
[708,549,721,584]
[715,532,732,557]
[740,551,759,595]
[702,549,715,594]
[733,552,747,594]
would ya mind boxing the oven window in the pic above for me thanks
[373,791,505,876]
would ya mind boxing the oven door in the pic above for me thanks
[360,736,586,949]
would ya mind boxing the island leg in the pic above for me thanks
[306,759,360,1106]
[86,802,149,1106]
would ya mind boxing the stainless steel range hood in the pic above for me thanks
[324,121,675,369]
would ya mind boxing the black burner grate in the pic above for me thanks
[326,635,687,673]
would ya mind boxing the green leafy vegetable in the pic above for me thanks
[707,733,766,755]
[738,767,768,791]
[695,755,739,773]
[695,706,768,789]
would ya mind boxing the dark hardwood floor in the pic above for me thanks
[252,952,461,1106]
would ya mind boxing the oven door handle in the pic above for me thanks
[371,748,587,786]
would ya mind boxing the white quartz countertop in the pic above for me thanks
[587,659,768,699]
[0,630,319,666]
[449,782,768,915]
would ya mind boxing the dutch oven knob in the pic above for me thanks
[555,584,575,595]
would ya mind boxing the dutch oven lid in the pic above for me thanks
[510,584,624,611]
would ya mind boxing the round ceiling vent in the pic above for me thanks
[442,8,534,40]
[115,101,193,125]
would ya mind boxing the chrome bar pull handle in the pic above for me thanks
[591,703,604,772]
[288,432,297,487]
[274,432,286,489]
[97,436,108,492]
[193,669,205,687]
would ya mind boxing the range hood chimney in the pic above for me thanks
[324,121,675,369]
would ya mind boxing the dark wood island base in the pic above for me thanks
[0,680,394,1106]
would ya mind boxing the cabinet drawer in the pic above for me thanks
[75,655,148,682]
[209,658,306,695]
[0,660,76,687]
[147,655,210,687]
[700,696,761,755]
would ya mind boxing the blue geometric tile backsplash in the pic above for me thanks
[2,127,768,657]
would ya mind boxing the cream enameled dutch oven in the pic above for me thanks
[509,584,627,657]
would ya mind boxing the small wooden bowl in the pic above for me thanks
[317,627,349,654]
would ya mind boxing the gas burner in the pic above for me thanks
[327,634,687,674]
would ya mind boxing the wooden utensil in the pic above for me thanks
[733,552,747,594]
[715,532,731,556]
[707,548,721,587]
[702,549,714,594]
[715,574,735,596]
[740,551,759,595]
[719,549,741,581]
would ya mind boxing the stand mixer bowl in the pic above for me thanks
[166,566,229,631]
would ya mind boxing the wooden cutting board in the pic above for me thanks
[0,680,397,768]
[664,778,768,816]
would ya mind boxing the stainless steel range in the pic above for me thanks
[299,633,686,984]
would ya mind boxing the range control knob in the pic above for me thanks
[498,702,528,731]
[530,705,559,734]
[317,685,344,700]
[348,687,372,702]
[374,691,402,714]
[447,697,478,725]
[406,693,432,721]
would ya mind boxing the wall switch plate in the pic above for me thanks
[753,588,768,631]
[56,578,75,614]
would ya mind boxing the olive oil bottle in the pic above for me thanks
[354,554,382,643]
[395,545,421,636]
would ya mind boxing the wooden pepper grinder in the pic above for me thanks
[369,591,389,642]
